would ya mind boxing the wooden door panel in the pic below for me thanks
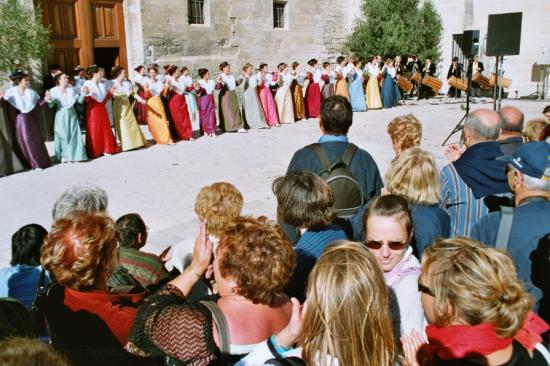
[47,1,77,40]
[52,49,79,72]
[91,3,116,39]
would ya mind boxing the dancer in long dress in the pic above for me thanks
[165,65,194,140]
[334,56,350,100]
[381,59,398,109]
[348,59,367,112]
[132,65,149,125]
[305,59,322,118]
[289,62,306,121]
[274,63,295,124]
[366,57,383,109]
[181,66,199,123]
[237,63,267,129]
[45,73,87,162]
[0,92,25,176]
[320,62,335,100]
[216,62,246,133]
[194,68,217,137]
[143,66,174,145]
[81,65,117,158]
[111,66,147,151]
[257,63,279,127]
[1,70,51,169]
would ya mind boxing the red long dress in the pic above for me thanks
[305,71,321,118]
[167,89,193,140]
[84,81,117,158]
[133,82,149,125]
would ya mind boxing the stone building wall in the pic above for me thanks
[125,0,359,78]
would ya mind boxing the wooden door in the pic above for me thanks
[41,0,127,73]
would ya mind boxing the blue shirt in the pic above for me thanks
[284,224,348,301]
[318,135,349,143]
[471,199,550,306]
[411,204,451,259]
[0,265,49,309]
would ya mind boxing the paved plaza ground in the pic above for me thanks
[0,97,547,266]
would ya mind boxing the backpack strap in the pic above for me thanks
[307,143,332,171]
[200,300,231,355]
[340,143,358,167]
[495,206,514,250]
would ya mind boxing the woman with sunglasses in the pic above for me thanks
[363,194,425,337]
[402,238,550,366]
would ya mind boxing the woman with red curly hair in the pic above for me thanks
[40,211,153,366]
[127,216,296,364]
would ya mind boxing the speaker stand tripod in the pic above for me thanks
[442,63,472,146]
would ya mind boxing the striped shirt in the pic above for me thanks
[439,163,490,238]
[119,247,169,289]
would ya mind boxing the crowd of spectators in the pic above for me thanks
[1,97,549,365]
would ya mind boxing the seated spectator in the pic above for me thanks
[166,181,244,273]
[471,142,550,311]
[40,211,153,366]
[0,224,49,308]
[0,297,37,340]
[384,147,450,258]
[543,105,550,122]
[363,195,424,336]
[111,213,170,291]
[523,118,548,142]
[127,216,295,364]
[236,241,397,366]
[51,184,108,220]
[272,171,348,301]
[387,113,422,154]
[542,124,550,142]
[402,238,550,365]
[497,105,524,155]
[531,234,550,327]
[440,109,509,237]
[286,96,383,242]
[0,337,68,366]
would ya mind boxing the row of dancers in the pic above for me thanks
[0,56,417,172]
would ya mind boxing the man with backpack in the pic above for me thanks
[285,96,383,242]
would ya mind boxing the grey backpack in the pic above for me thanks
[308,143,364,218]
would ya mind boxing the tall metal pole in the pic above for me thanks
[493,56,500,111]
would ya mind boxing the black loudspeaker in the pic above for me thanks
[486,12,522,56]
[462,30,480,56]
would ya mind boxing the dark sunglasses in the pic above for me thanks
[418,279,435,297]
[363,240,408,250]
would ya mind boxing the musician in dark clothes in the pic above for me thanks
[43,64,61,93]
[447,57,463,98]
[394,55,407,100]
[420,57,436,99]
[467,55,484,97]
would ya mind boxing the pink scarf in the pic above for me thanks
[383,246,420,288]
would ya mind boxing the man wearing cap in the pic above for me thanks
[471,142,550,309]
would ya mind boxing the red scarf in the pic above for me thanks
[426,312,549,360]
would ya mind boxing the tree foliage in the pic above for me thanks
[0,0,52,73]
[345,0,443,63]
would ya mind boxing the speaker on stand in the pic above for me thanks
[486,12,522,111]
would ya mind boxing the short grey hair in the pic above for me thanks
[464,112,502,141]
[52,185,109,220]
[514,167,550,191]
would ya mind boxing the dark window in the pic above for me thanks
[273,2,286,29]
[188,0,205,25]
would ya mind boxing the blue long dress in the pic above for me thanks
[348,69,367,112]
[381,68,398,109]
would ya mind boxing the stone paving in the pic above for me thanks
[0,97,547,266]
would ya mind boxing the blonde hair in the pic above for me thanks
[300,241,396,366]
[242,62,253,72]
[384,147,440,205]
[523,118,548,142]
[194,182,244,237]
[387,114,422,152]
[422,238,533,338]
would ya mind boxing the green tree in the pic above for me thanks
[0,0,51,73]
[345,0,442,63]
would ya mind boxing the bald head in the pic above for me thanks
[499,106,524,135]
[464,108,502,144]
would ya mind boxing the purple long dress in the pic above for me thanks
[195,80,217,135]
[3,86,51,169]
